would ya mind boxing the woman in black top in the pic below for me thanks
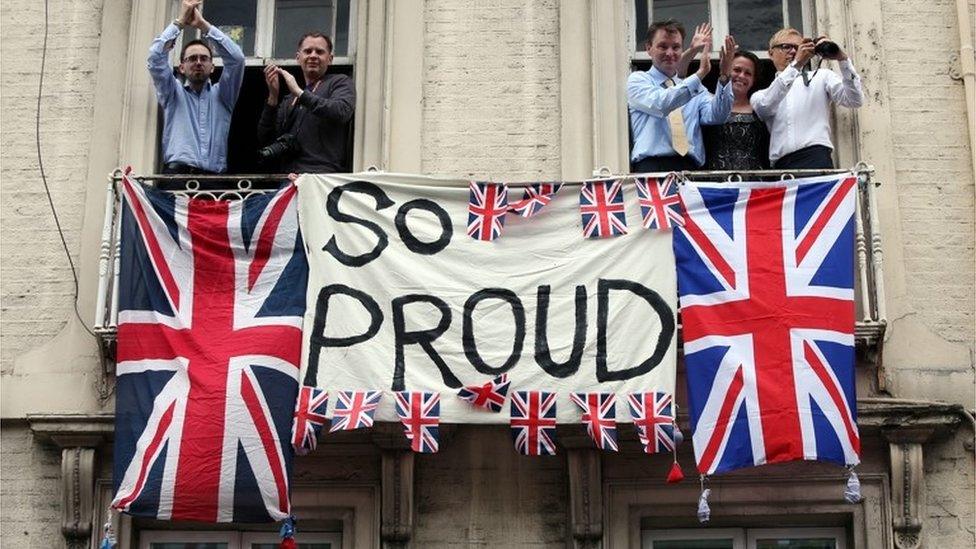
[703,51,770,170]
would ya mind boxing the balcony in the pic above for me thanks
[92,167,887,371]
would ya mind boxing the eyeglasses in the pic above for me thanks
[182,54,212,63]
[771,43,799,52]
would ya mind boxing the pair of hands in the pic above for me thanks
[684,23,737,82]
[263,64,304,106]
[178,0,209,31]
[793,36,848,66]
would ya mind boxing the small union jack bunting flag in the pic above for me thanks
[467,182,508,241]
[628,392,676,454]
[394,391,441,453]
[570,393,619,452]
[292,386,329,455]
[635,175,684,230]
[511,391,558,456]
[508,183,562,217]
[330,390,382,432]
[580,179,628,238]
[457,373,511,412]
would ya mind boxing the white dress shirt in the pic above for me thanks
[750,60,863,163]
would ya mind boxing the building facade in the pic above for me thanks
[1,1,973,548]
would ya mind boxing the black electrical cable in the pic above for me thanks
[36,0,98,340]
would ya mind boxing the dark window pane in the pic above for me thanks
[203,0,257,56]
[755,538,837,549]
[251,544,333,549]
[786,0,806,31]
[149,544,228,549]
[635,0,649,51]
[334,0,351,57]
[729,0,783,52]
[274,0,335,58]
[652,539,735,549]
[651,0,710,43]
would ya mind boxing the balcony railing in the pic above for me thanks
[93,166,887,372]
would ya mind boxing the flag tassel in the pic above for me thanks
[844,466,863,503]
[279,515,297,549]
[666,420,684,484]
[99,508,116,549]
[697,476,712,523]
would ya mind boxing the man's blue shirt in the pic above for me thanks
[148,24,245,173]
[628,66,732,168]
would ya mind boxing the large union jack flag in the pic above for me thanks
[467,182,508,241]
[112,176,306,522]
[570,393,618,451]
[674,175,860,475]
[580,180,627,238]
[510,391,558,456]
[292,386,328,455]
[330,390,382,432]
[394,391,441,453]
[635,175,684,230]
[457,373,511,412]
[628,392,677,454]
[508,183,562,217]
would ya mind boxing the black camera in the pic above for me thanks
[257,133,299,163]
[814,40,840,58]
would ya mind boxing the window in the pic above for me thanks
[177,0,355,61]
[633,0,814,56]
[140,530,341,549]
[162,0,357,174]
[643,527,847,549]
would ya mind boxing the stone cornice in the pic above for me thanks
[27,413,115,447]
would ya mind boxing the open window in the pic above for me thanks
[643,527,848,549]
[160,0,357,173]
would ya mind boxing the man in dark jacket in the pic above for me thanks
[258,32,355,173]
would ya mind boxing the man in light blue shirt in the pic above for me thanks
[148,0,245,174]
[628,19,735,173]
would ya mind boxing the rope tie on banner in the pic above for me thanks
[666,403,685,484]
[99,507,116,549]
[844,465,863,503]
[279,515,298,549]
[697,475,712,523]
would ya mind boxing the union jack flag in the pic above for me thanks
[330,390,382,432]
[675,175,860,475]
[292,386,328,455]
[112,176,306,522]
[394,391,441,453]
[457,374,511,412]
[580,180,627,238]
[570,393,619,452]
[628,392,676,454]
[467,182,508,241]
[508,183,562,217]
[635,175,684,230]
[510,391,558,456]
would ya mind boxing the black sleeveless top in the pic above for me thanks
[703,112,770,170]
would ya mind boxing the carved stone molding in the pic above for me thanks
[881,418,943,549]
[563,427,603,549]
[28,414,113,549]
[380,449,414,548]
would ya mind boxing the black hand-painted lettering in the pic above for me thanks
[392,294,459,391]
[596,278,675,382]
[534,284,587,378]
[462,288,525,375]
[305,284,383,386]
[322,181,394,267]
[394,199,453,255]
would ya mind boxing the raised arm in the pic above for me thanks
[278,69,356,123]
[147,23,182,105]
[751,39,813,118]
[628,71,701,117]
[676,23,711,78]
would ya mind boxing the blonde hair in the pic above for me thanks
[768,28,802,50]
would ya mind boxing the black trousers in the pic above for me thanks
[632,155,695,173]
[772,145,834,170]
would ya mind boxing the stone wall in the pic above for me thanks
[0,0,103,376]
[0,423,64,548]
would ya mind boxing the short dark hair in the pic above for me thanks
[180,39,213,62]
[296,32,334,54]
[645,19,685,46]
[733,50,763,94]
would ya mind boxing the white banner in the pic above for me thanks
[296,173,676,423]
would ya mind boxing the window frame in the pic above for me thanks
[139,529,342,549]
[642,527,848,549]
[631,0,815,60]
[170,0,358,67]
